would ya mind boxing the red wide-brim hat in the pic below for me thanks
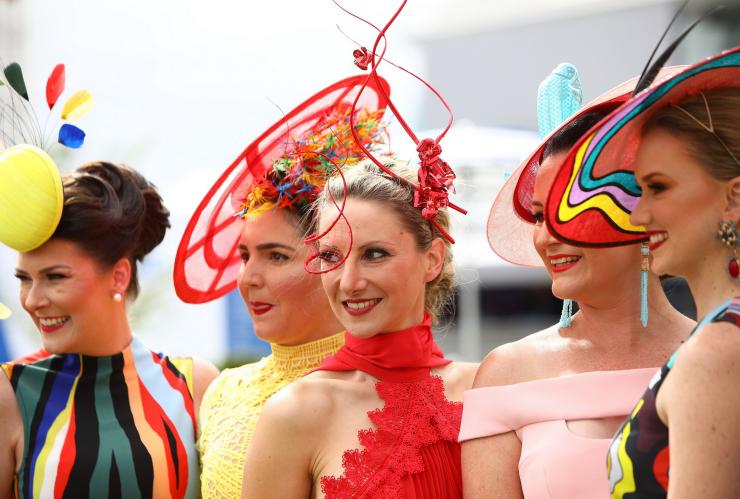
[174,75,390,303]
[487,66,684,267]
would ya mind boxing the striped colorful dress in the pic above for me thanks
[1,337,199,499]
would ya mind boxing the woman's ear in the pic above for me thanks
[423,238,446,283]
[111,257,132,296]
[723,176,740,224]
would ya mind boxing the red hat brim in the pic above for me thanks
[174,75,390,303]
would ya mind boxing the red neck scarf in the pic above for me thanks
[315,312,451,383]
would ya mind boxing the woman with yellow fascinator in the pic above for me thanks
[0,61,218,498]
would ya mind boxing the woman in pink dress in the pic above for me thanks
[542,46,740,498]
[460,65,694,499]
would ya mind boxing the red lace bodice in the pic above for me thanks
[320,374,463,499]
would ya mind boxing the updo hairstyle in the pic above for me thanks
[52,162,170,299]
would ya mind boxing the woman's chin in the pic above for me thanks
[253,328,280,344]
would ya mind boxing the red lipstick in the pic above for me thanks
[548,254,582,273]
[342,298,381,317]
[250,302,274,316]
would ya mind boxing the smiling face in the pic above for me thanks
[317,198,444,338]
[15,239,123,354]
[631,129,727,278]
[532,152,641,304]
[237,209,341,345]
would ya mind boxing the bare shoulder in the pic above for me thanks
[0,368,20,424]
[243,372,347,497]
[0,366,21,477]
[431,361,479,402]
[192,356,220,389]
[259,372,342,437]
[439,361,478,388]
[671,321,740,379]
[474,324,560,388]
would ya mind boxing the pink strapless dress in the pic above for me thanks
[459,369,657,499]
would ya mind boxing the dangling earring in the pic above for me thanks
[113,292,123,302]
[559,299,573,328]
[717,220,740,279]
[640,243,649,328]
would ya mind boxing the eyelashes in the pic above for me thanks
[318,250,342,265]
[14,273,69,282]
[240,251,292,264]
[316,247,391,265]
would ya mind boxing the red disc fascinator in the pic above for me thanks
[174,75,390,304]
[486,67,683,267]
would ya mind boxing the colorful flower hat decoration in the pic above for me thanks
[487,64,684,266]
[0,61,92,318]
[173,75,390,304]
[545,45,739,248]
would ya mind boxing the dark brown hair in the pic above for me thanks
[52,161,170,299]
[643,88,740,180]
[542,105,616,160]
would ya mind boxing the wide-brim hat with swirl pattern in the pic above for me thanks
[545,47,740,248]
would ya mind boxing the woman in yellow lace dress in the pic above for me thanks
[172,76,391,498]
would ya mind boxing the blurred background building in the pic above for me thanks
[0,0,736,365]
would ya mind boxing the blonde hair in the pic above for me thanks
[315,160,454,323]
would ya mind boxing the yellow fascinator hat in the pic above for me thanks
[0,61,92,318]
[0,144,63,252]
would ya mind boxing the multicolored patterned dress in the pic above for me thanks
[1,337,199,499]
[607,297,740,498]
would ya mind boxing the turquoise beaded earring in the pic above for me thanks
[559,299,573,329]
[640,243,649,327]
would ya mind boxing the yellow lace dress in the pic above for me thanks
[198,332,345,499]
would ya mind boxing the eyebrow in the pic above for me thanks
[638,172,663,183]
[14,265,72,275]
[357,240,394,251]
[238,242,296,252]
[531,200,544,208]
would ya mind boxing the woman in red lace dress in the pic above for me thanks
[241,160,477,498]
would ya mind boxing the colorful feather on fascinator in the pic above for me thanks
[236,108,385,220]
[1,61,92,151]
[544,3,731,248]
